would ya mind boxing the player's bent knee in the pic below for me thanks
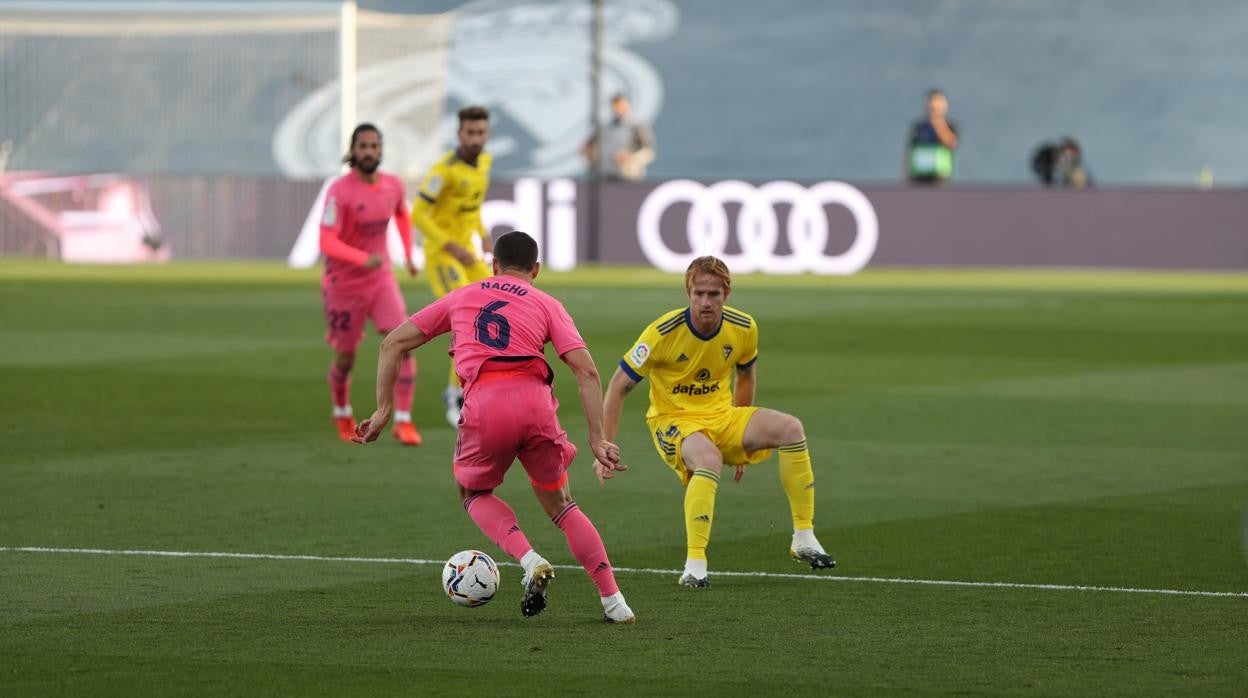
[459,485,493,502]
[684,455,723,475]
[532,486,573,520]
[781,414,806,444]
[334,352,356,372]
[679,433,724,476]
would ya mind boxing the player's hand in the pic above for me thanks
[351,409,391,444]
[481,236,494,254]
[733,464,746,483]
[593,457,628,485]
[591,439,620,465]
[363,253,384,270]
[591,439,626,485]
[405,259,419,278]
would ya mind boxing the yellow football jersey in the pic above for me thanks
[619,305,759,420]
[411,149,493,254]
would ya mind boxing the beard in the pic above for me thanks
[355,157,380,174]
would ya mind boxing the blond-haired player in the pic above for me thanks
[410,105,494,427]
[602,256,836,587]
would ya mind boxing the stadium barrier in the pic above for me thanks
[3,176,1245,271]
[0,173,168,263]
[508,179,1248,271]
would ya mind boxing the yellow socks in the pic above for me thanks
[684,468,720,560]
[778,439,815,530]
[682,442,813,562]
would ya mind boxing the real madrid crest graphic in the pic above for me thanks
[273,0,677,179]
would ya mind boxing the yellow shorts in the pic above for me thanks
[425,251,490,297]
[646,407,772,485]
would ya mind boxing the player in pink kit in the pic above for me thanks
[320,123,423,445]
[354,231,636,623]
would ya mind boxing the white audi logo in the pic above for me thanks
[637,179,879,274]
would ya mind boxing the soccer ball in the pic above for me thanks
[441,550,500,607]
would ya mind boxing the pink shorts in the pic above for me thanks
[453,374,578,492]
[321,275,407,353]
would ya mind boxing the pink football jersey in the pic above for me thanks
[408,274,586,391]
[320,172,408,289]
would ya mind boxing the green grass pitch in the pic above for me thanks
[2,261,1246,696]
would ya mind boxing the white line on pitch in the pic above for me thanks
[3,546,1245,599]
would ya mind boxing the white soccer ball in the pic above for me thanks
[441,550,500,607]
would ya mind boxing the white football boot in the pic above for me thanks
[520,554,555,617]
[790,529,837,570]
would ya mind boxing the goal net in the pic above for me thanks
[0,1,453,179]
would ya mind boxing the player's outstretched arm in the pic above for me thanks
[562,348,627,484]
[408,195,443,245]
[354,322,429,443]
[602,366,638,442]
[730,362,758,483]
[319,227,381,268]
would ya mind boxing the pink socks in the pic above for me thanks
[463,493,534,560]
[553,502,619,597]
[328,364,350,410]
[464,494,620,598]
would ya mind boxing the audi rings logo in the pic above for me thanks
[637,180,879,275]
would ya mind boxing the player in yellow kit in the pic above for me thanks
[602,256,836,587]
[411,105,495,427]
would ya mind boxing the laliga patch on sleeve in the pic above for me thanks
[322,196,338,226]
[628,342,651,368]
[425,174,443,196]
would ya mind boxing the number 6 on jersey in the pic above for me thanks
[475,300,511,349]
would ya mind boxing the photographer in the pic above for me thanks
[1032,137,1092,188]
